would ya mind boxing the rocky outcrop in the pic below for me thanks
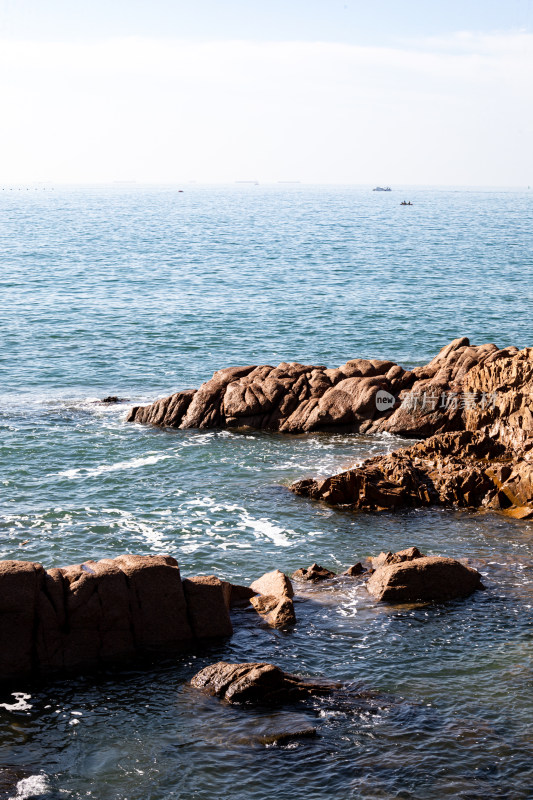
[249,569,296,628]
[0,557,245,685]
[367,554,484,603]
[190,661,335,705]
[291,344,533,517]
[291,429,533,517]
[128,337,510,436]
[128,339,532,516]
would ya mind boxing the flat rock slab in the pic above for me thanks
[190,662,335,705]
[366,555,484,603]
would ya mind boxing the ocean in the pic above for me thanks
[1,184,532,799]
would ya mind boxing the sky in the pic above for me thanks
[0,0,532,185]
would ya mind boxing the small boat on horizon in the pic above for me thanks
[373,186,391,192]
[400,201,413,205]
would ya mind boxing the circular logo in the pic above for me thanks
[375,389,395,412]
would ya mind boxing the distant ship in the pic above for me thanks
[373,186,391,192]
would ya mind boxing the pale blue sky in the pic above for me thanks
[1,0,532,43]
[0,1,531,185]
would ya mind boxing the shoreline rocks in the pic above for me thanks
[127,339,533,518]
[0,548,486,687]
[0,557,273,685]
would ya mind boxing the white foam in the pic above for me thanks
[9,774,49,800]
[0,692,32,711]
[54,453,173,480]
[239,513,294,547]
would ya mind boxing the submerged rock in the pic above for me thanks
[367,555,484,603]
[292,563,336,582]
[255,727,317,745]
[190,661,335,705]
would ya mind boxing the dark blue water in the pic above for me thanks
[1,185,532,799]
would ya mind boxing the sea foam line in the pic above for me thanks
[54,453,174,480]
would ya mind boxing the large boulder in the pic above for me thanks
[1,555,238,685]
[190,661,334,704]
[366,556,484,603]
[182,575,233,638]
[0,561,44,681]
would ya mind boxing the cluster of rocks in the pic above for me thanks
[127,338,532,518]
[292,547,484,603]
[0,555,297,684]
[0,547,485,685]
[188,548,485,712]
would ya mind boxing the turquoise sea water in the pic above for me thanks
[0,185,532,799]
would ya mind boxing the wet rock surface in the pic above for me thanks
[367,555,485,603]
[190,661,336,705]
[292,563,336,582]
[340,562,366,577]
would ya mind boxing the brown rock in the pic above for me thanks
[2,555,251,685]
[371,547,424,570]
[114,554,192,650]
[367,556,484,603]
[341,563,365,577]
[182,576,233,638]
[250,569,294,599]
[190,661,334,704]
[229,583,257,608]
[250,594,296,628]
[0,560,44,681]
[126,337,509,436]
[292,563,336,582]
